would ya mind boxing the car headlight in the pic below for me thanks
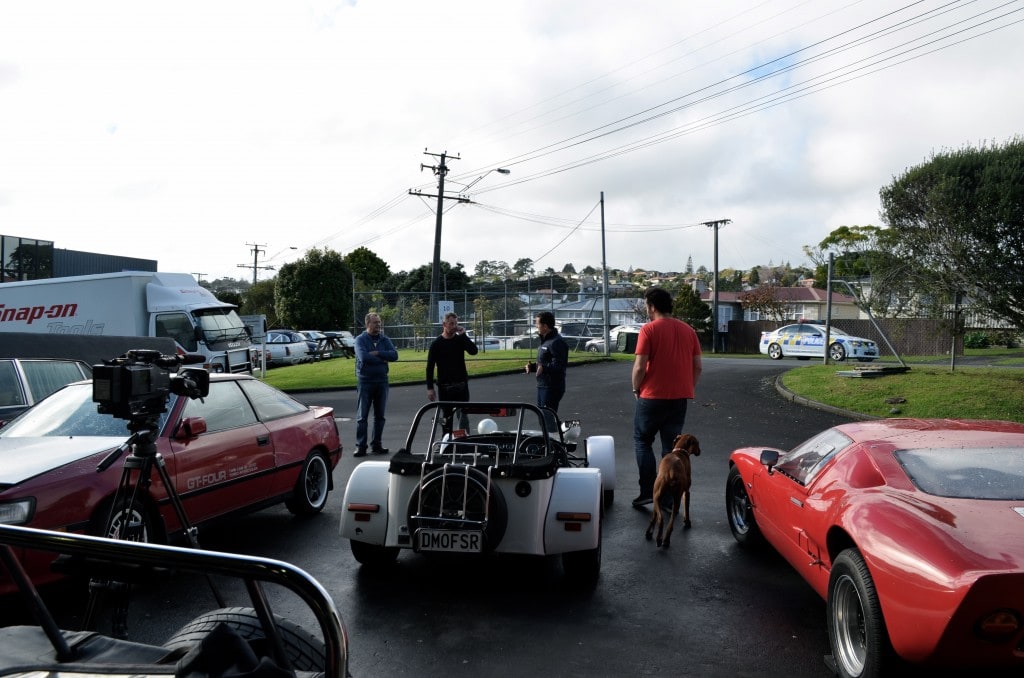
[0,499,35,525]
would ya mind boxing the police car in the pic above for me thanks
[759,323,878,362]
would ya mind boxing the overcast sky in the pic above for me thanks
[2,1,1021,284]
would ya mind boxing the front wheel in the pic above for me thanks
[767,343,783,360]
[164,606,326,672]
[93,497,158,543]
[725,465,763,547]
[829,342,848,362]
[587,345,599,353]
[286,452,331,515]
[827,549,894,678]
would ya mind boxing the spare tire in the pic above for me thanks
[163,606,325,672]
[408,465,508,552]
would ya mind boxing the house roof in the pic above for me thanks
[699,287,857,304]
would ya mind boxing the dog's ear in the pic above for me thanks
[684,434,701,457]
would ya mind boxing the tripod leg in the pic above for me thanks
[151,454,226,608]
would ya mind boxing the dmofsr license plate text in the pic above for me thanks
[416,529,482,553]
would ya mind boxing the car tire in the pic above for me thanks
[350,539,400,566]
[285,452,331,516]
[408,465,508,551]
[829,343,848,362]
[587,345,599,353]
[767,343,783,360]
[562,524,601,586]
[163,606,326,672]
[827,549,895,678]
[93,497,159,543]
[725,465,763,547]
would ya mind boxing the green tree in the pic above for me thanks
[344,247,391,288]
[879,137,1024,327]
[513,258,535,278]
[561,262,576,274]
[241,279,280,328]
[673,286,712,334]
[275,248,352,329]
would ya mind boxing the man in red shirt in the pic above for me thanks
[630,287,703,508]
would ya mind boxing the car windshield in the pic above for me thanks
[776,428,853,485]
[896,447,1024,500]
[0,382,143,439]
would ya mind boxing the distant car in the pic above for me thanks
[0,358,93,421]
[512,331,541,349]
[584,325,641,353]
[759,323,878,362]
[340,402,615,584]
[0,373,341,594]
[726,418,1024,676]
[265,329,311,366]
[466,331,501,350]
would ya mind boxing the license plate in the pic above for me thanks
[416,529,483,553]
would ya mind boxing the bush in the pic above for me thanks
[963,332,991,349]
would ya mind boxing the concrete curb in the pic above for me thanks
[773,374,880,421]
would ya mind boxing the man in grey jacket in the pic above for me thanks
[354,312,399,457]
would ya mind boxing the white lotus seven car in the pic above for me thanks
[340,402,615,581]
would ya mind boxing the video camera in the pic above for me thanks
[92,349,210,421]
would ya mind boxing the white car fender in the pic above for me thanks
[339,461,390,545]
[545,468,602,554]
[585,435,616,494]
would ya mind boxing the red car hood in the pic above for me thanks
[0,437,123,484]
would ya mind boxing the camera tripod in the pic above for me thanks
[83,414,225,637]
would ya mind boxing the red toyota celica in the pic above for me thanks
[726,418,1024,677]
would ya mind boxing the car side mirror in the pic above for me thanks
[175,416,208,439]
[760,449,779,474]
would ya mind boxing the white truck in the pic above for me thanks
[0,272,254,373]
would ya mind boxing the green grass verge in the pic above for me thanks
[260,349,621,391]
[781,364,1024,422]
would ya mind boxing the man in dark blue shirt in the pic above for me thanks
[354,312,399,456]
[525,311,569,428]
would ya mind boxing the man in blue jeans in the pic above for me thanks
[354,312,399,457]
[631,288,703,508]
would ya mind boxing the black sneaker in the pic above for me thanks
[353,449,367,458]
[631,494,653,508]
[371,447,389,455]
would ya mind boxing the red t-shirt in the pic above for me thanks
[635,317,702,399]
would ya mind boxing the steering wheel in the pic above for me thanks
[516,435,548,458]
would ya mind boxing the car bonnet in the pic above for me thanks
[0,436,123,484]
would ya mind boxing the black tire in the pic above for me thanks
[603,489,615,506]
[587,345,599,353]
[827,549,894,678]
[725,465,763,547]
[163,606,325,672]
[285,452,331,515]
[350,539,400,566]
[408,465,508,551]
[829,342,848,362]
[93,497,158,543]
[767,343,783,360]
[562,525,601,586]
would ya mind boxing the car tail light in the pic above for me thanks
[975,609,1021,642]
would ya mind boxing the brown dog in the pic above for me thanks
[645,433,701,548]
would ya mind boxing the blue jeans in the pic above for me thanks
[633,398,688,497]
[537,381,565,432]
[356,380,389,450]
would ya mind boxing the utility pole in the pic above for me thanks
[408,150,468,326]
[237,243,275,285]
[600,192,611,355]
[702,219,731,353]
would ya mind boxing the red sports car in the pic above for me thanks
[726,418,1024,677]
[0,374,341,594]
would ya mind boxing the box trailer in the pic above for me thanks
[0,272,253,373]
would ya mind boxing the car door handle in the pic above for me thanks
[257,435,271,446]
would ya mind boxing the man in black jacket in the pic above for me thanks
[426,312,478,432]
[525,311,569,427]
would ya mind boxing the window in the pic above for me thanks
[20,360,89,403]
[181,380,258,432]
[239,379,307,421]
[0,361,26,408]
[777,428,853,485]
[156,313,198,351]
